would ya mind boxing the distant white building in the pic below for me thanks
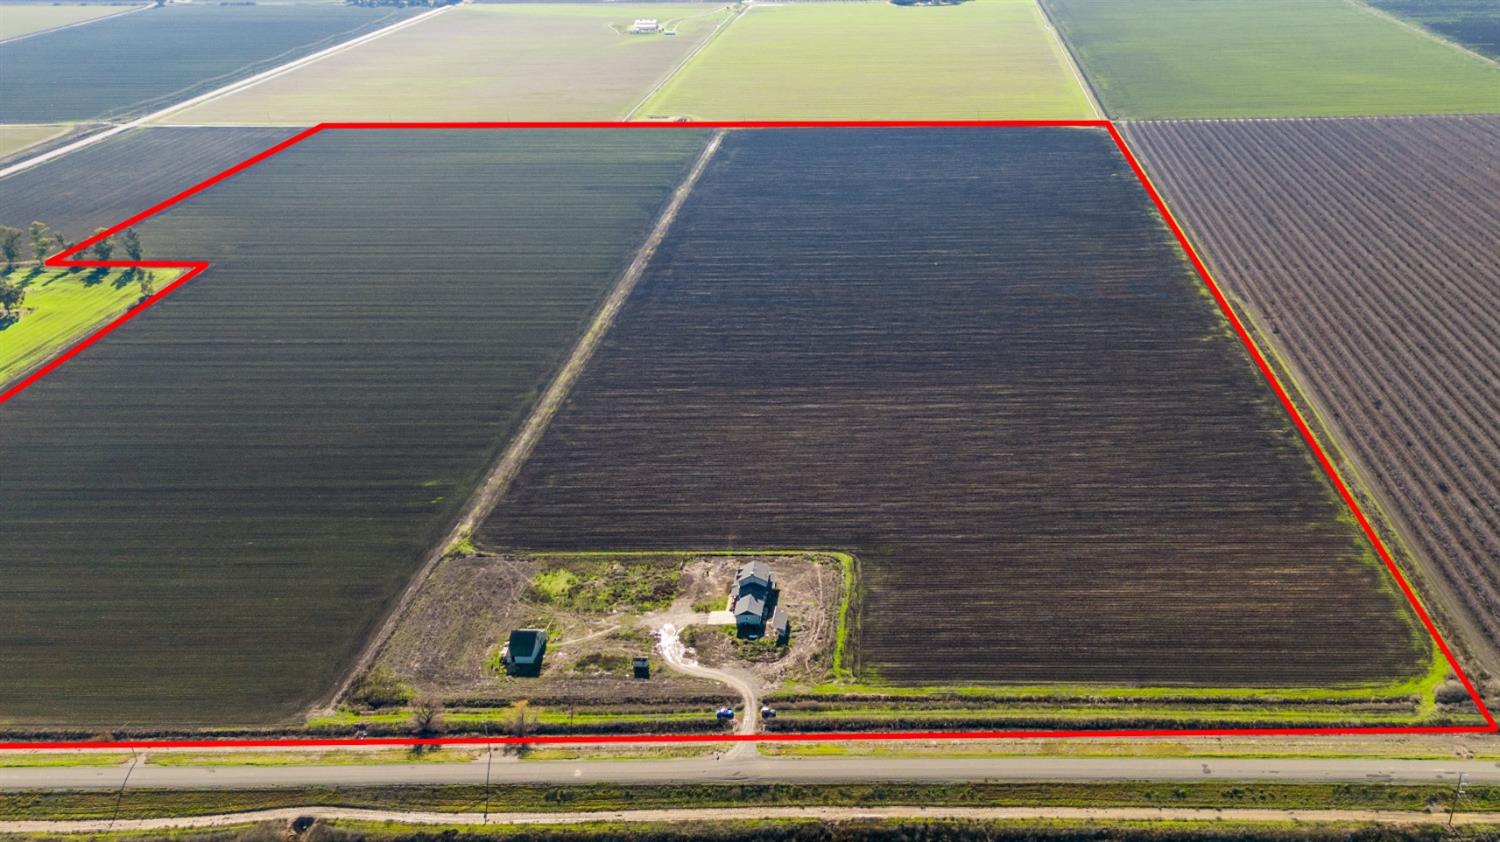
[630,19,661,34]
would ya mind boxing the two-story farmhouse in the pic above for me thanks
[732,560,776,638]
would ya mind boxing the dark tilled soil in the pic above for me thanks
[478,127,1428,687]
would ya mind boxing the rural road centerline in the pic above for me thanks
[6,804,1500,834]
[320,130,728,713]
[0,5,450,181]
[7,754,1500,790]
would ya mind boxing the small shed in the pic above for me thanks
[633,657,651,679]
[629,18,660,34]
[770,606,790,645]
[501,628,548,676]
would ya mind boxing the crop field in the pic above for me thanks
[478,127,1429,690]
[637,0,1095,120]
[0,127,299,242]
[1368,0,1500,61]
[1123,115,1500,676]
[0,124,71,161]
[163,5,732,125]
[0,3,131,41]
[0,129,709,726]
[1040,0,1500,118]
[0,4,418,123]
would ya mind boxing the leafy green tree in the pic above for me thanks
[52,233,86,274]
[51,232,74,271]
[0,277,23,316]
[90,229,114,262]
[29,222,51,267]
[0,226,21,271]
[122,228,143,262]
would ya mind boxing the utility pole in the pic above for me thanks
[482,720,494,824]
[1449,771,1469,827]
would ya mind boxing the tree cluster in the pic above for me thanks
[0,225,29,319]
[0,274,22,320]
[0,222,157,324]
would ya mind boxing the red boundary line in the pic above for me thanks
[1,119,1492,749]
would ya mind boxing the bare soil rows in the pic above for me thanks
[0,4,419,122]
[0,129,709,726]
[478,127,1427,689]
[0,127,302,241]
[1122,115,1500,673]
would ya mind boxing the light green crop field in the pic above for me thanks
[0,3,133,40]
[0,268,168,387]
[639,0,1094,120]
[163,4,733,124]
[0,124,71,160]
[1042,0,1500,118]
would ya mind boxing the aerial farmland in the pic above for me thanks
[481,127,1429,693]
[1366,0,1500,61]
[162,5,735,124]
[0,4,420,124]
[0,129,709,724]
[1040,0,1500,117]
[636,0,1096,119]
[2,0,1500,830]
[0,128,302,391]
[2,123,1471,733]
[0,128,301,241]
[1124,115,1500,679]
[0,3,134,41]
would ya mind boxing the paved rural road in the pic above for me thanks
[0,5,449,180]
[8,754,1500,791]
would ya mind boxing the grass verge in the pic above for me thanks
[6,781,1500,822]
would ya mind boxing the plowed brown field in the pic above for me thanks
[1123,115,1500,673]
[479,127,1428,689]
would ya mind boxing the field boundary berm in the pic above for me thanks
[1,119,1493,749]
